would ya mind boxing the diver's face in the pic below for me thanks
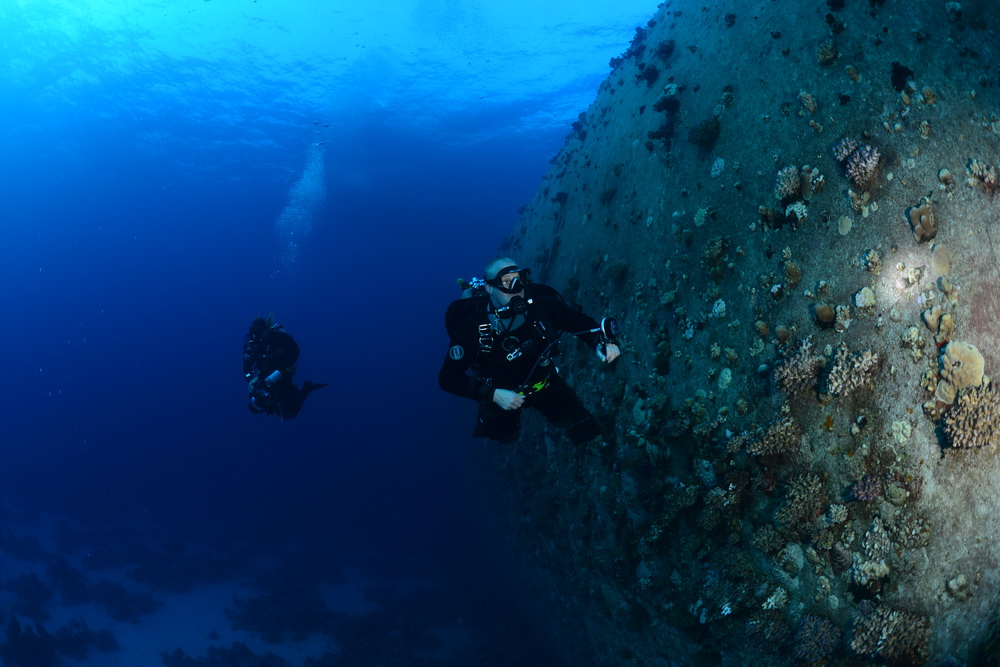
[488,270,523,306]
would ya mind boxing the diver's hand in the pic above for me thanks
[597,343,621,364]
[493,388,525,411]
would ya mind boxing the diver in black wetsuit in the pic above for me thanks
[439,258,620,444]
[242,315,327,419]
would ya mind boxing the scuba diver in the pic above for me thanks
[439,257,620,445]
[242,315,327,419]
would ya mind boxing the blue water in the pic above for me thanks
[0,1,654,663]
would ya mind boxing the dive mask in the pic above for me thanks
[487,265,530,295]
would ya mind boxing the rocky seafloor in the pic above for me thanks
[489,0,1000,664]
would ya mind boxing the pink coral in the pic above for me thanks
[850,475,884,501]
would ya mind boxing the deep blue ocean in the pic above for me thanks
[0,1,654,663]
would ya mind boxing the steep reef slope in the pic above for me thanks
[494,0,1000,663]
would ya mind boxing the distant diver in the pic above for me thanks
[439,258,620,444]
[242,315,327,419]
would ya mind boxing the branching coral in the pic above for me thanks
[774,166,800,200]
[967,157,998,194]
[851,517,891,588]
[826,343,879,397]
[747,610,791,650]
[832,137,880,189]
[774,338,824,395]
[850,605,931,664]
[750,524,785,554]
[746,416,802,455]
[845,144,880,189]
[944,383,1000,448]
[775,472,824,527]
[785,201,809,226]
[850,475,884,501]
[831,137,859,162]
[886,506,930,549]
[793,614,840,662]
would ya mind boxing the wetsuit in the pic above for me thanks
[243,325,320,419]
[439,283,603,444]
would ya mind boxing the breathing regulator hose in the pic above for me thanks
[515,317,619,394]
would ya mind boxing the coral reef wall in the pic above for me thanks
[492,0,1000,664]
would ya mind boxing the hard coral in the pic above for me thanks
[687,116,721,149]
[775,472,824,527]
[851,517,892,588]
[774,338,824,394]
[793,614,840,662]
[940,340,985,393]
[831,136,859,163]
[747,610,791,650]
[750,524,785,554]
[944,384,1000,448]
[773,165,800,200]
[747,416,802,455]
[845,144,881,189]
[850,475,884,501]
[826,344,880,397]
[967,157,998,194]
[905,196,936,243]
[851,605,931,664]
[815,40,838,66]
